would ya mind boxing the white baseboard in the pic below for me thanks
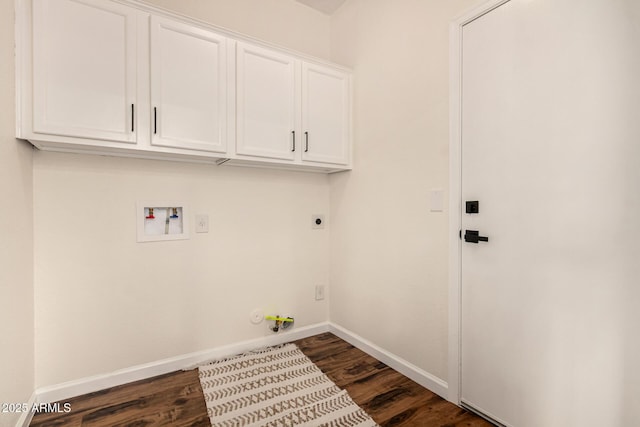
[35,322,330,404]
[328,322,449,399]
[14,392,36,427]
[34,321,448,408]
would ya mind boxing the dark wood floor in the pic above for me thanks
[31,333,491,426]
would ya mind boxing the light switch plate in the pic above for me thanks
[430,190,444,212]
[195,214,209,233]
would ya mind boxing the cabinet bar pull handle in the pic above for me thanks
[131,104,134,132]
[292,130,296,152]
[304,131,309,152]
[154,107,157,134]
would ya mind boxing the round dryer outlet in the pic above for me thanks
[249,309,264,325]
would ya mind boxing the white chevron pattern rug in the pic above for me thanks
[197,343,379,427]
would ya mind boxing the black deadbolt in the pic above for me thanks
[466,201,479,214]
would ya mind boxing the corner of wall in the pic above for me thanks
[0,0,35,426]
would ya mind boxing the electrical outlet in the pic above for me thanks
[315,285,325,301]
[195,214,209,233]
[312,214,325,229]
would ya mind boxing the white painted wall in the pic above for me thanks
[143,0,331,60]
[30,0,499,397]
[328,0,485,382]
[33,0,331,388]
[0,0,34,425]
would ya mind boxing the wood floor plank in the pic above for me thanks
[292,333,491,427]
[30,370,209,427]
[31,333,491,427]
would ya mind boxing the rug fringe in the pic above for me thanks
[182,342,296,371]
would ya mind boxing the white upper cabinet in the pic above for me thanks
[150,16,228,153]
[236,42,298,161]
[17,0,351,171]
[234,42,351,169]
[31,0,137,143]
[301,63,350,165]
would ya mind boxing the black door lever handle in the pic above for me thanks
[464,230,489,243]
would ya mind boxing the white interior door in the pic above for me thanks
[460,0,640,426]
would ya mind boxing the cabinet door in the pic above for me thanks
[32,0,137,143]
[236,42,297,161]
[150,17,227,153]
[301,63,350,165]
